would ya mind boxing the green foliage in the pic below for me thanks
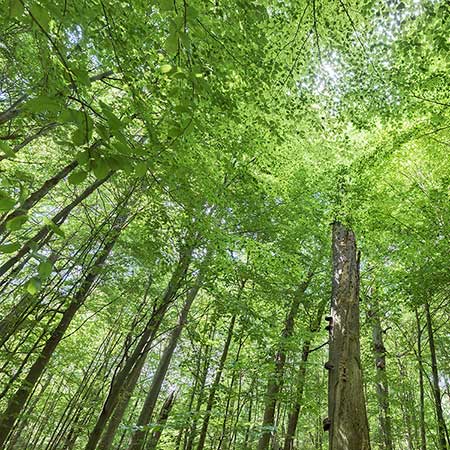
[0,0,449,449]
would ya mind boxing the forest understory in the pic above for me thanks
[0,0,449,449]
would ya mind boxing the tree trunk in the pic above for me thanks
[0,160,78,237]
[0,174,112,278]
[128,272,204,450]
[424,300,448,450]
[196,315,237,450]
[415,309,427,450]
[0,211,126,448]
[369,305,393,450]
[326,222,370,450]
[84,246,193,450]
[283,300,325,450]
[146,390,177,450]
[257,273,312,450]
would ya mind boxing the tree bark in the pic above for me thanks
[424,300,448,450]
[83,244,193,450]
[327,222,370,450]
[415,309,427,450]
[146,390,177,450]
[196,315,237,450]
[283,299,325,450]
[368,304,393,450]
[128,272,204,450]
[257,273,312,450]
[0,160,78,237]
[0,211,126,448]
[0,174,112,278]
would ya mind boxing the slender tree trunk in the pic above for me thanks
[396,357,415,449]
[257,274,312,450]
[196,315,237,450]
[84,244,193,450]
[0,174,112,278]
[326,222,370,450]
[128,273,204,450]
[369,305,393,450]
[185,324,216,450]
[283,300,325,450]
[0,211,126,448]
[424,300,448,450]
[415,309,427,450]
[0,160,78,236]
[97,351,147,450]
[146,390,177,450]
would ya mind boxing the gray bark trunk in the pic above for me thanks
[128,272,204,450]
[327,222,370,450]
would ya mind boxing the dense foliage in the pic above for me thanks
[0,0,449,449]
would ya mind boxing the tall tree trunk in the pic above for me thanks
[326,222,370,450]
[196,315,237,450]
[257,273,312,450]
[146,390,177,450]
[0,160,78,237]
[97,349,147,450]
[0,174,112,278]
[128,272,204,450]
[415,309,427,450]
[368,304,393,450]
[185,323,216,450]
[424,300,448,450]
[283,300,325,450]
[0,211,126,448]
[84,244,193,450]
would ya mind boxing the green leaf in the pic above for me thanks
[0,242,21,254]
[93,160,110,180]
[29,3,51,32]
[0,142,15,158]
[164,33,178,55]
[160,64,173,74]
[68,170,88,185]
[26,277,41,296]
[24,95,60,113]
[43,218,66,238]
[158,0,173,12]
[0,193,16,212]
[6,214,28,231]
[38,260,53,280]
[9,0,24,18]
[135,161,147,177]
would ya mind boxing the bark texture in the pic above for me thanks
[257,273,312,450]
[368,304,393,450]
[327,222,370,450]
[425,300,448,450]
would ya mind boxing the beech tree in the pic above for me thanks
[1,0,450,449]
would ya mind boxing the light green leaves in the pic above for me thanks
[0,192,16,212]
[0,142,15,159]
[68,170,88,185]
[24,95,61,114]
[160,64,173,74]
[26,277,41,295]
[0,242,21,254]
[43,218,65,238]
[92,159,110,180]
[6,214,28,231]
[38,260,53,280]
[135,161,147,177]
